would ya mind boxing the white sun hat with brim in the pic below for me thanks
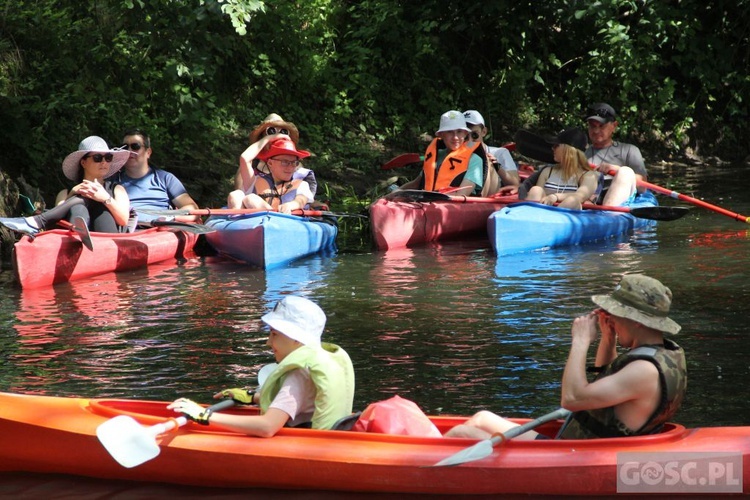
[591,274,681,335]
[61,136,130,181]
[261,296,326,347]
[435,110,471,134]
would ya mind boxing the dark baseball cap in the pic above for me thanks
[586,103,617,123]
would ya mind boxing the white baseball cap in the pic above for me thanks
[436,110,470,134]
[261,296,325,347]
[463,110,485,126]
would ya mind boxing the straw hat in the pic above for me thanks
[592,274,681,334]
[249,113,300,145]
[61,136,130,181]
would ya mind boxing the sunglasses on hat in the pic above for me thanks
[265,127,290,137]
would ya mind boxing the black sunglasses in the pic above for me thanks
[83,153,114,163]
[265,127,289,137]
[122,142,144,151]
[470,131,481,140]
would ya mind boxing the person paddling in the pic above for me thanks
[446,274,687,440]
[168,296,355,436]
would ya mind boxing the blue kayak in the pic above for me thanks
[204,212,338,268]
[488,192,658,256]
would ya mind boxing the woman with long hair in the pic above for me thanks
[526,128,601,210]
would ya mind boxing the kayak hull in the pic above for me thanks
[489,192,658,255]
[0,392,747,495]
[204,212,337,268]
[369,198,511,250]
[12,227,198,289]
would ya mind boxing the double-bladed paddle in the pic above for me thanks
[514,128,746,223]
[383,189,518,204]
[146,219,217,234]
[97,363,277,468]
[57,217,94,251]
[433,408,571,467]
[137,207,366,219]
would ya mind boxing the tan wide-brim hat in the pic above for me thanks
[249,113,300,145]
[592,274,681,335]
[61,136,130,181]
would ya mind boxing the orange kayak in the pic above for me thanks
[12,227,198,289]
[0,392,747,495]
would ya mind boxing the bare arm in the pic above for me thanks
[171,193,200,222]
[202,407,290,438]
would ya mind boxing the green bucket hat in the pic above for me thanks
[592,274,681,335]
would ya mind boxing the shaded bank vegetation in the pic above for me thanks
[1,0,748,213]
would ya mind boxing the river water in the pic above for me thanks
[0,162,749,492]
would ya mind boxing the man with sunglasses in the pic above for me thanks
[585,103,647,206]
[115,129,200,224]
[463,110,520,189]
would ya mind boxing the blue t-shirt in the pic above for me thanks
[116,167,188,222]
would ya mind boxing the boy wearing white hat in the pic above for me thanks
[169,296,355,436]
[462,110,520,189]
[398,110,489,196]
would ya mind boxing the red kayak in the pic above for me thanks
[369,194,517,250]
[0,392,746,495]
[12,226,198,288]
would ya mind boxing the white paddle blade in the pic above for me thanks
[96,415,161,468]
[433,440,494,467]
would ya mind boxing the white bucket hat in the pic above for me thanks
[463,110,485,126]
[261,296,326,347]
[435,110,470,134]
[61,136,130,181]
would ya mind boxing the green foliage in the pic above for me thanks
[0,0,748,214]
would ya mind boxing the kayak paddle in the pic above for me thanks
[383,189,518,204]
[137,207,367,219]
[382,153,423,170]
[147,219,218,234]
[582,204,690,221]
[515,128,745,223]
[433,408,571,467]
[57,218,94,251]
[96,398,236,468]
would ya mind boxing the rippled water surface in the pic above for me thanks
[1,163,749,436]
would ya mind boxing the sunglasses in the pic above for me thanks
[122,142,144,151]
[83,153,114,163]
[265,127,290,137]
[269,158,300,167]
[470,131,481,140]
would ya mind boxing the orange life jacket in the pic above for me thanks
[421,139,484,192]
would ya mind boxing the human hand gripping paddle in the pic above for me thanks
[432,408,571,467]
[96,363,277,468]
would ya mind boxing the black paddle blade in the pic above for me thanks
[630,206,691,221]
[383,189,451,202]
[514,130,555,164]
[149,220,217,234]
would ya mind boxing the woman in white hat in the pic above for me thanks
[397,110,489,196]
[168,296,355,436]
[0,136,130,235]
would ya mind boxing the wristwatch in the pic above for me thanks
[104,196,113,205]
